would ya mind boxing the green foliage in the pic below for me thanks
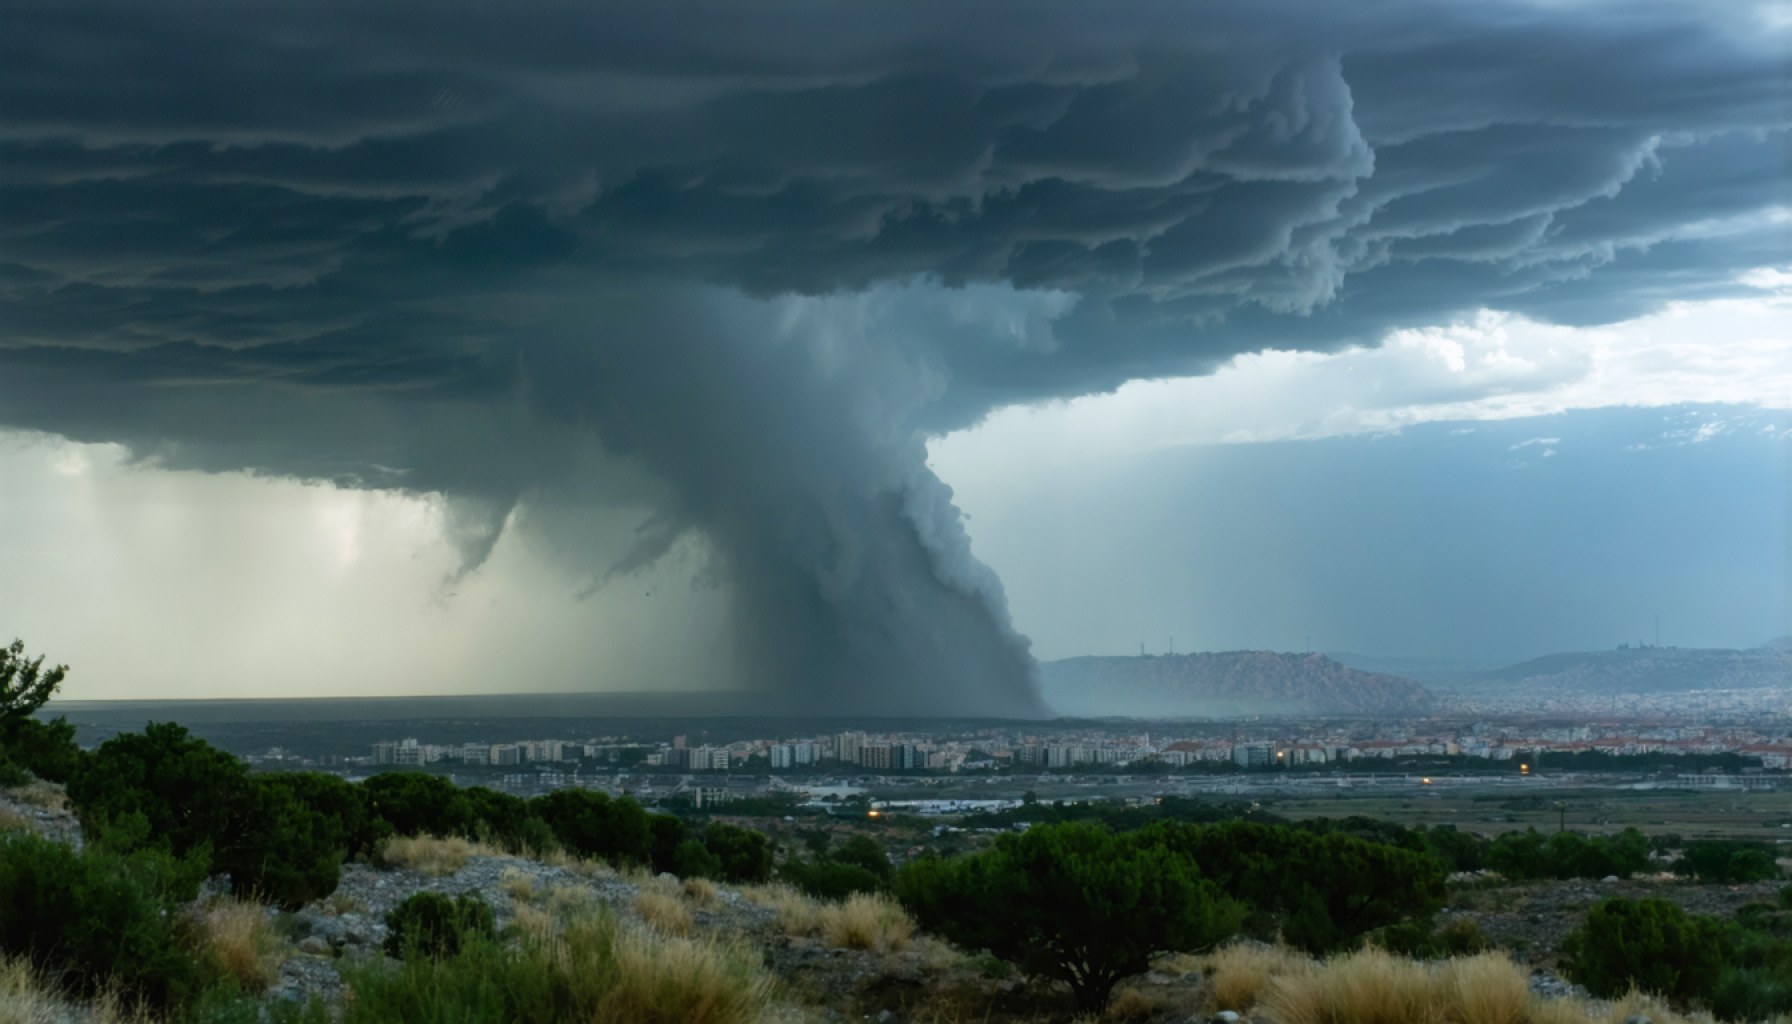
[1373,916,1491,959]
[383,891,497,960]
[673,837,723,879]
[1148,820,1446,953]
[1711,967,1792,1022]
[896,821,1243,1012]
[215,777,344,909]
[1561,897,1730,1004]
[0,639,67,727]
[0,832,202,1010]
[466,786,533,851]
[261,771,380,859]
[648,813,690,874]
[68,725,343,908]
[831,835,894,883]
[69,722,250,860]
[363,772,476,839]
[1486,828,1651,880]
[701,822,772,883]
[0,715,84,783]
[1672,840,1783,883]
[1781,884,1792,911]
[529,789,651,867]
[778,858,885,900]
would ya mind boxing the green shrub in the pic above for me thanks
[1560,897,1729,1003]
[0,715,84,783]
[701,822,772,884]
[383,891,497,960]
[69,722,251,861]
[1487,827,1651,880]
[262,772,380,859]
[648,813,690,874]
[779,858,885,900]
[69,728,345,908]
[466,787,532,851]
[831,835,894,883]
[897,821,1243,1012]
[529,789,651,867]
[1374,916,1490,959]
[1673,841,1782,883]
[1147,820,1445,953]
[1780,884,1792,911]
[1711,967,1792,1022]
[363,772,476,840]
[673,838,722,880]
[0,832,203,1010]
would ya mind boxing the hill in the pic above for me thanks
[1039,651,1437,718]
[1469,644,1791,695]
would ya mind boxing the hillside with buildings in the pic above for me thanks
[1040,651,1437,719]
[1471,644,1792,695]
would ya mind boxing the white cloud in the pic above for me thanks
[930,267,1792,482]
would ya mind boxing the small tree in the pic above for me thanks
[1561,897,1730,1003]
[0,640,66,727]
[896,822,1242,1012]
[0,640,81,783]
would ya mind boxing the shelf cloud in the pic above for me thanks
[1,0,1785,713]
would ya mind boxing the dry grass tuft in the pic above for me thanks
[1598,989,1691,1024]
[510,903,557,944]
[1437,953,1532,1024]
[3,781,67,812]
[0,956,61,1024]
[1103,985,1204,1021]
[499,867,537,902]
[746,882,826,937]
[322,891,364,917]
[1263,947,1443,1024]
[636,887,695,936]
[0,806,29,834]
[1204,942,1312,1012]
[190,897,287,993]
[378,834,495,876]
[541,847,614,878]
[598,922,774,1024]
[818,893,915,954]
[683,876,720,905]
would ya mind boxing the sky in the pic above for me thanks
[1,0,1787,712]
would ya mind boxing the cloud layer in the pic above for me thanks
[1,0,1786,711]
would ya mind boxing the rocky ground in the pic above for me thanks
[3,783,1781,1024]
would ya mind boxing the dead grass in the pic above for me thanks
[1437,953,1531,1024]
[684,876,720,905]
[819,893,915,953]
[499,867,537,902]
[1102,984,1204,1022]
[0,956,60,1024]
[541,847,615,878]
[1263,947,1444,1024]
[0,806,28,833]
[378,834,498,876]
[190,897,287,993]
[1203,941,1312,1013]
[600,922,775,1024]
[322,891,364,916]
[636,887,695,936]
[2,781,67,812]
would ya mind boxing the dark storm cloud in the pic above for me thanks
[1,0,1785,713]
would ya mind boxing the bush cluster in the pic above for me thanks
[1485,827,1651,880]
[383,891,498,960]
[1671,840,1784,883]
[1563,896,1792,1019]
[0,832,205,1011]
[778,834,894,899]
